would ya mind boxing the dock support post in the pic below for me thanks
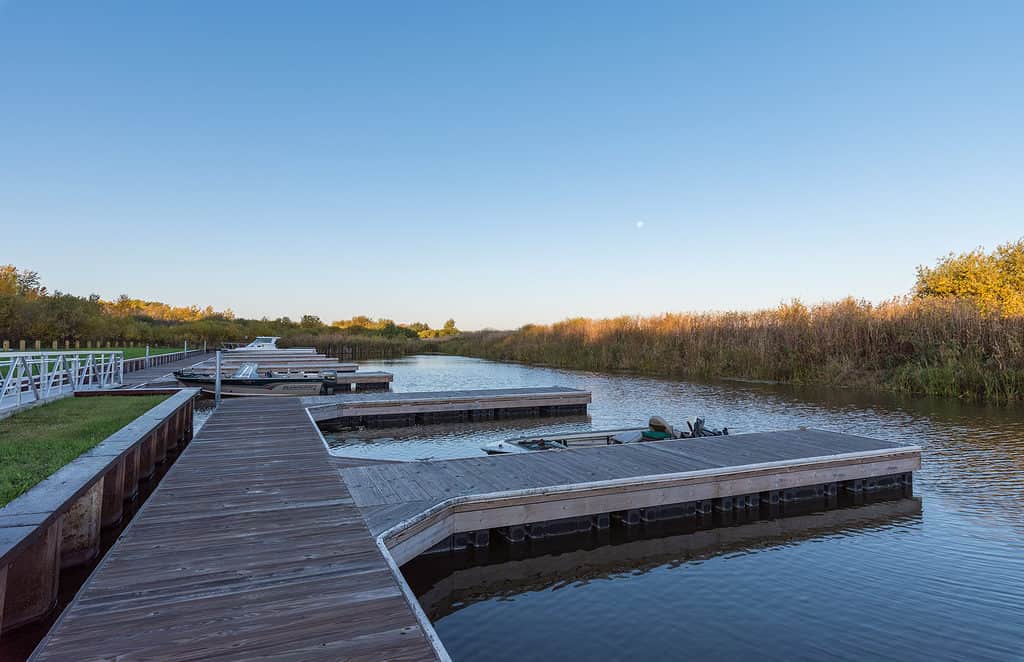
[184,399,194,442]
[0,565,6,637]
[1,519,61,632]
[145,345,150,369]
[215,350,222,406]
[60,480,103,568]
[154,424,168,464]
[139,433,156,480]
[101,460,127,528]
[165,412,179,454]
[123,446,140,500]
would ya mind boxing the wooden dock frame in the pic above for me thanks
[0,389,199,637]
[305,387,592,429]
[364,443,920,565]
[29,395,921,661]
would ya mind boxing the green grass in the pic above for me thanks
[115,346,183,359]
[0,395,169,506]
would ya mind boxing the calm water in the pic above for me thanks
[330,355,1024,661]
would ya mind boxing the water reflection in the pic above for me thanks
[407,498,923,620]
[335,355,1024,661]
[333,356,1024,527]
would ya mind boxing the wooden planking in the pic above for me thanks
[32,398,438,661]
[121,354,214,387]
[342,429,918,524]
[304,387,591,422]
[365,432,920,565]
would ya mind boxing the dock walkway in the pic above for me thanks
[32,398,437,660]
[121,353,211,388]
[304,386,591,426]
[32,396,920,660]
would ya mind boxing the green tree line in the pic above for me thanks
[0,265,457,349]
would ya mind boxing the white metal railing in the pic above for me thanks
[0,351,125,413]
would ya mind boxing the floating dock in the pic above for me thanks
[341,429,920,564]
[30,397,921,660]
[304,386,592,428]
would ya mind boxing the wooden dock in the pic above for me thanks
[304,387,592,427]
[30,395,920,660]
[121,353,213,388]
[341,429,921,564]
[31,399,441,661]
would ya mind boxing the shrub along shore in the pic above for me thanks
[437,298,1024,403]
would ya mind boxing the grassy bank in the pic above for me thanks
[0,395,169,506]
[116,346,183,359]
[281,333,422,360]
[438,298,1024,402]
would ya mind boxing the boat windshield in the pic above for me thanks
[231,363,259,378]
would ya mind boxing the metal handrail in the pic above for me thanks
[0,350,125,413]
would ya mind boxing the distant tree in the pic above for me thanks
[915,238,1024,315]
[0,265,44,297]
[444,318,457,331]
[300,314,324,328]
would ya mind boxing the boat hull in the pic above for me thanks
[175,376,327,397]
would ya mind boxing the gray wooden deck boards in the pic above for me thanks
[32,398,437,661]
[121,354,211,387]
[303,386,588,405]
[343,429,912,535]
[304,387,592,424]
[29,396,912,660]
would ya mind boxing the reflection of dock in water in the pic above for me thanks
[408,497,922,620]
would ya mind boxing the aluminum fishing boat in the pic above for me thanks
[482,416,728,455]
[173,362,337,397]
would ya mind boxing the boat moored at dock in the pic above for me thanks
[483,415,728,454]
[174,362,338,396]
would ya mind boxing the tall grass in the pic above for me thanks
[438,298,1024,402]
[282,333,421,361]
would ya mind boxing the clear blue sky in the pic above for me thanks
[2,2,1021,329]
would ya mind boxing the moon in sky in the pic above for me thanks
[636,221,645,229]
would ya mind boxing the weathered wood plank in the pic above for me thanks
[31,397,438,661]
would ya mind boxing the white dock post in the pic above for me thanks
[184,340,188,357]
[215,350,222,406]
[145,345,150,369]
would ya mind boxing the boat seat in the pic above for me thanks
[611,431,644,444]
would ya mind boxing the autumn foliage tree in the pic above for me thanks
[914,238,1024,315]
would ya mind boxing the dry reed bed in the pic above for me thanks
[440,298,1024,402]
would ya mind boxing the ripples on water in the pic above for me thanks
[329,355,1024,660]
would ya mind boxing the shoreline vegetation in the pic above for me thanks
[4,239,1023,401]
[438,240,1024,403]
[0,395,169,506]
[436,297,1024,402]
